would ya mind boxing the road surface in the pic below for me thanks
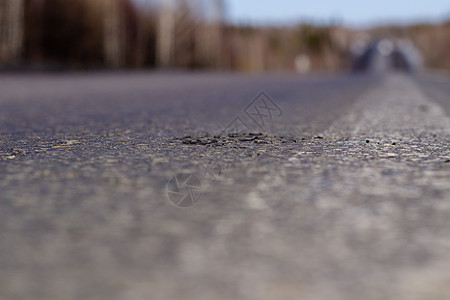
[1,71,450,300]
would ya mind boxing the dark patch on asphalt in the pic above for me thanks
[175,133,298,146]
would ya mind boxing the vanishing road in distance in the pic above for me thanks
[1,67,450,300]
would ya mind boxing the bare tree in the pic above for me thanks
[103,0,125,67]
[157,0,175,67]
[197,0,224,68]
[173,0,198,67]
[0,0,24,64]
[156,0,225,68]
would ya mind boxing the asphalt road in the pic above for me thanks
[1,71,450,300]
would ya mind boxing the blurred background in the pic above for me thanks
[0,0,449,72]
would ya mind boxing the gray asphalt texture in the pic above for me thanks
[1,71,450,300]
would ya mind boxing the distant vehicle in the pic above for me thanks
[351,38,422,73]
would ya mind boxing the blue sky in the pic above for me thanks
[226,0,450,27]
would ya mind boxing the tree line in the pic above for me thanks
[0,0,226,69]
[0,0,351,71]
[1,0,448,71]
